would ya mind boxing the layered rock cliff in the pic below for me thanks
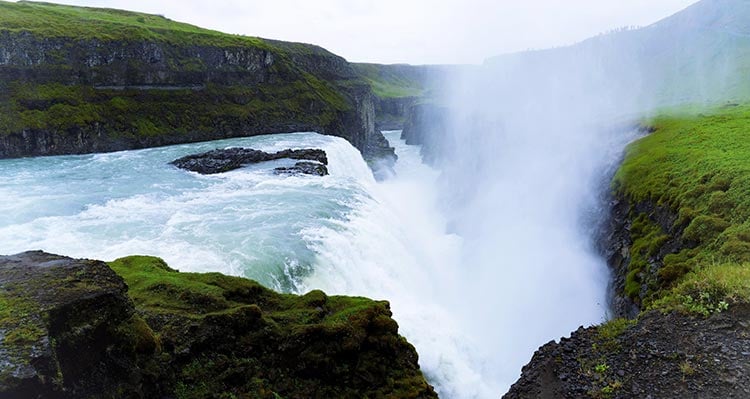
[352,63,456,131]
[373,96,419,131]
[0,2,394,166]
[0,251,437,398]
[400,102,450,165]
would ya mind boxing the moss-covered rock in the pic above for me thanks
[0,252,436,398]
[0,251,159,398]
[602,104,750,314]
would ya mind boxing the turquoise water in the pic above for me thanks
[0,131,504,397]
[0,132,373,291]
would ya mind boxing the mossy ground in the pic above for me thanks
[108,256,434,399]
[0,294,44,346]
[613,103,750,313]
[0,0,268,48]
[353,63,426,99]
[0,81,349,138]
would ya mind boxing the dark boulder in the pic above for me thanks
[274,161,328,176]
[171,147,328,174]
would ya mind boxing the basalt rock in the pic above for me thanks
[599,194,689,319]
[171,147,327,175]
[373,96,419,131]
[401,102,451,165]
[274,161,328,176]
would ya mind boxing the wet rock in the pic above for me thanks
[0,251,152,398]
[274,161,328,176]
[171,147,327,174]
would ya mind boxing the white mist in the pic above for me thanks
[423,49,644,393]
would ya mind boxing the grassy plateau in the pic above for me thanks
[613,103,750,315]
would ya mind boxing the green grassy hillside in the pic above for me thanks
[0,1,266,47]
[613,104,750,314]
[107,255,435,398]
[0,1,392,159]
[353,63,427,98]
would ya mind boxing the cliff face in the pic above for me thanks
[373,96,419,130]
[352,63,459,132]
[600,195,688,319]
[400,102,450,164]
[0,251,437,398]
[0,2,394,164]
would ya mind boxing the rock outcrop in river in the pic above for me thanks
[171,148,328,175]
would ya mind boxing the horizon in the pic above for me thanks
[4,0,700,64]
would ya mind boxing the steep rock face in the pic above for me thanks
[374,96,419,131]
[0,10,394,165]
[600,195,688,318]
[504,305,750,399]
[0,31,279,86]
[0,252,437,398]
[401,102,450,165]
[594,126,694,319]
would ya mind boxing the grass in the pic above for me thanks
[652,262,748,316]
[0,81,349,138]
[0,0,267,48]
[0,295,44,345]
[108,256,432,398]
[613,103,750,312]
[108,255,384,333]
[353,63,426,98]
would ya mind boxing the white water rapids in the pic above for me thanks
[0,128,631,397]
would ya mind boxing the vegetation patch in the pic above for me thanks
[613,104,750,312]
[0,81,348,139]
[108,255,435,398]
[0,294,44,346]
[651,262,748,316]
[353,63,426,98]
[0,1,268,48]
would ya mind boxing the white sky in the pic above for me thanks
[12,0,700,64]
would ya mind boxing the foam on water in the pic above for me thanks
[0,133,372,291]
[0,130,590,397]
[300,132,498,397]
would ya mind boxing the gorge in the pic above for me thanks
[4,0,750,398]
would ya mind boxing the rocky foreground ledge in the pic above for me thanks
[0,251,436,398]
[504,307,750,398]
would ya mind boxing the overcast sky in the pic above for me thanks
[13,0,701,64]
